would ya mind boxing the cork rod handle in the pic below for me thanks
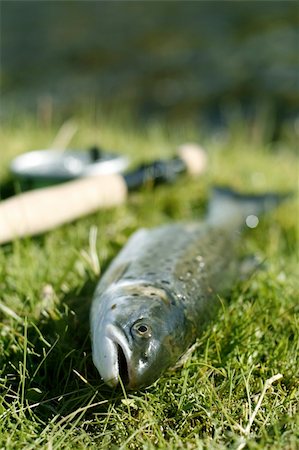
[0,174,128,244]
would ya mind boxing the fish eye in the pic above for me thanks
[131,321,152,338]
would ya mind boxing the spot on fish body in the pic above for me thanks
[177,294,186,302]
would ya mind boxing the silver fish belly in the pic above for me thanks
[90,222,237,389]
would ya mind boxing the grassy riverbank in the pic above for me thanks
[0,114,298,449]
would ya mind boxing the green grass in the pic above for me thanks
[0,114,298,449]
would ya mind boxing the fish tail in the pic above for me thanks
[207,186,291,227]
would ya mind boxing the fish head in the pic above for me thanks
[91,281,186,389]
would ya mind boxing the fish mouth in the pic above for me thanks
[116,343,130,386]
[103,324,132,388]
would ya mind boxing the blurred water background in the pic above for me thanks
[1,1,298,135]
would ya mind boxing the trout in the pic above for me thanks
[90,187,284,389]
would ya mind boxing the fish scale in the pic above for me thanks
[90,187,286,389]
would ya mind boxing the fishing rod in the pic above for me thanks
[0,144,207,244]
